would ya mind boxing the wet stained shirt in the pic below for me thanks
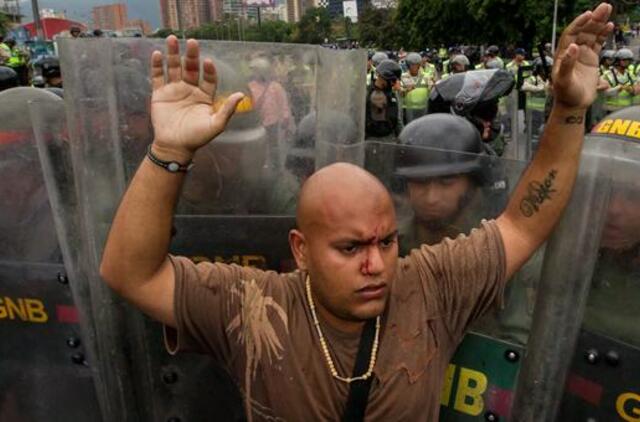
[164,220,506,421]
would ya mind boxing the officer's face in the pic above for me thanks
[297,187,398,330]
[407,175,473,227]
[409,63,421,76]
[601,185,640,251]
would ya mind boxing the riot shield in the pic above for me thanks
[515,130,640,421]
[0,89,101,421]
[364,141,544,420]
[35,37,365,421]
[511,129,640,421]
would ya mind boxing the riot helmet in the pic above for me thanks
[451,55,470,73]
[376,59,401,85]
[286,111,358,181]
[428,69,514,144]
[0,66,18,91]
[396,114,484,181]
[33,56,62,87]
[601,49,615,60]
[486,45,500,57]
[614,48,634,62]
[371,52,389,67]
[485,59,503,70]
[405,53,422,67]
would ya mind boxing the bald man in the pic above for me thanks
[101,4,613,420]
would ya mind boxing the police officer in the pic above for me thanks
[601,48,638,111]
[32,56,63,88]
[428,69,515,156]
[395,113,507,252]
[599,49,615,75]
[486,45,504,69]
[400,52,430,124]
[4,38,29,86]
[420,50,437,83]
[365,59,402,141]
[0,34,11,66]
[368,51,388,88]
[506,48,531,83]
[442,54,469,79]
[522,56,553,139]
[441,46,460,76]
[584,106,640,346]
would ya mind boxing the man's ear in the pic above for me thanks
[289,229,308,270]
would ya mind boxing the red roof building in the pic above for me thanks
[21,18,88,40]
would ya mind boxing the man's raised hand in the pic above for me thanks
[552,2,614,110]
[150,36,244,160]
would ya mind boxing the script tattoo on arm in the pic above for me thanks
[564,115,584,124]
[519,169,558,217]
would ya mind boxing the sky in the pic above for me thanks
[18,0,161,29]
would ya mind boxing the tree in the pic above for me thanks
[293,7,331,44]
[357,6,400,49]
[245,20,294,43]
[0,12,9,37]
[394,0,609,53]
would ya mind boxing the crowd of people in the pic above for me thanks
[364,37,640,157]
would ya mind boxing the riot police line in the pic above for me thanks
[1,35,640,422]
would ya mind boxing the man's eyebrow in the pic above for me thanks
[332,230,398,246]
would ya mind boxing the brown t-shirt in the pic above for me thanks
[165,220,506,421]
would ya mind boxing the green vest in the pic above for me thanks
[525,76,547,111]
[507,60,531,83]
[603,69,636,109]
[0,43,10,64]
[422,63,436,81]
[6,48,26,68]
[401,71,429,109]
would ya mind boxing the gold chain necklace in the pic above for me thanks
[305,275,381,384]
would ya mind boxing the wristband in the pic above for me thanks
[146,145,194,173]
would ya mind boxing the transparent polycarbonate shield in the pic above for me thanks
[364,141,542,420]
[524,92,547,158]
[554,136,640,422]
[58,38,366,216]
[0,90,101,421]
[39,38,365,421]
[510,135,618,421]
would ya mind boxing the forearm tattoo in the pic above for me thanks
[564,115,584,124]
[520,169,558,217]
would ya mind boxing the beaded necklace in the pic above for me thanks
[305,275,381,384]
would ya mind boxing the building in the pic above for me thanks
[21,17,87,40]
[161,0,221,30]
[92,3,128,31]
[127,19,152,35]
[0,0,22,24]
[40,8,66,19]
[316,0,368,20]
[286,0,315,23]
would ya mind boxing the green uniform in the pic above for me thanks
[506,60,531,84]
[421,62,437,82]
[0,42,11,65]
[401,70,430,123]
[603,68,637,110]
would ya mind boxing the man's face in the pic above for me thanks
[516,54,525,62]
[407,174,473,228]
[452,62,465,73]
[618,59,631,70]
[302,192,398,327]
[409,63,421,76]
[601,185,640,251]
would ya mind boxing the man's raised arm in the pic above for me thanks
[99,36,243,327]
[497,3,613,280]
